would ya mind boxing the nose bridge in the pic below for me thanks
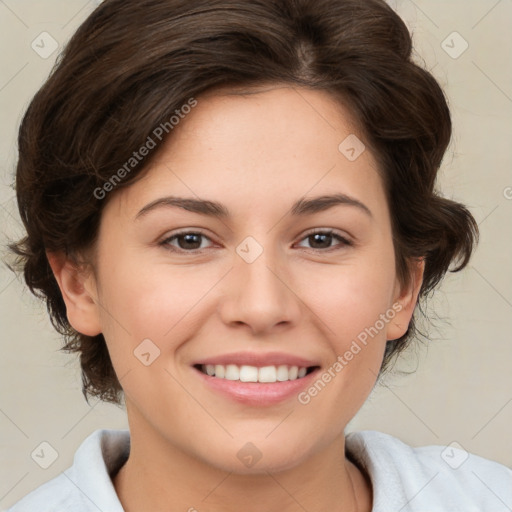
[219,236,300,333]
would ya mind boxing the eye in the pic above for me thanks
[160,228,352,254]
[295,229,352,251]
[160,231,214,252]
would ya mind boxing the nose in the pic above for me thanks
[218,244,302,336]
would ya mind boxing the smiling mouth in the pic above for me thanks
[194,364,319,383]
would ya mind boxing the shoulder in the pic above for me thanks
[6,473,87,512]
[7,429,129,512]
[346,430,512,512]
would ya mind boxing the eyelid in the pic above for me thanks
[300,227,352,240]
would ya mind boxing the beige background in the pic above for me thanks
[0,0,511,508]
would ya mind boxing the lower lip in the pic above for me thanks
[193,367,320,406]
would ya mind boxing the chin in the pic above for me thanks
[196,436,313,475]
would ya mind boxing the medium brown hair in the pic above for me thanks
[10,0,478,404]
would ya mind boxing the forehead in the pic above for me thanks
[106,85,386,222]
[173,84,364,157]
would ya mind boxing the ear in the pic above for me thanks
[46,251,102,336]
[385,258,425,341]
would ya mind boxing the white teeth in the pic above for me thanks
[276,365,290,381]
[214,364,225,378]
[224,364,239,380]
[200,364,311,382]
[258,366,277,382]
[239,365,258,382]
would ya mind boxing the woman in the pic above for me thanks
[7,0,511,510]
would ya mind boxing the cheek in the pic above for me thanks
[95,250,226,360]
[313,250,397,344]
[305,244,396,399]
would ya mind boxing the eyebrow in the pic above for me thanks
[135,193,372,220]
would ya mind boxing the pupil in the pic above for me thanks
[311,233,331,248]
[180,233,201,249]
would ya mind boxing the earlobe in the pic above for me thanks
[46,251,102,336]
[386,258,425,341]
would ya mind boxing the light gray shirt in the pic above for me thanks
[7,429,512,511]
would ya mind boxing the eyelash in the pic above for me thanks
[159,228,353,254]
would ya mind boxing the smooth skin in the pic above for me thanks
[48,85,424,512]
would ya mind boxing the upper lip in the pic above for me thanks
[193,351,320,368]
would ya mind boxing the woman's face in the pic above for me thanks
[78,85,419,473]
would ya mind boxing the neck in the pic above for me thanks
[113,420,372,512]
